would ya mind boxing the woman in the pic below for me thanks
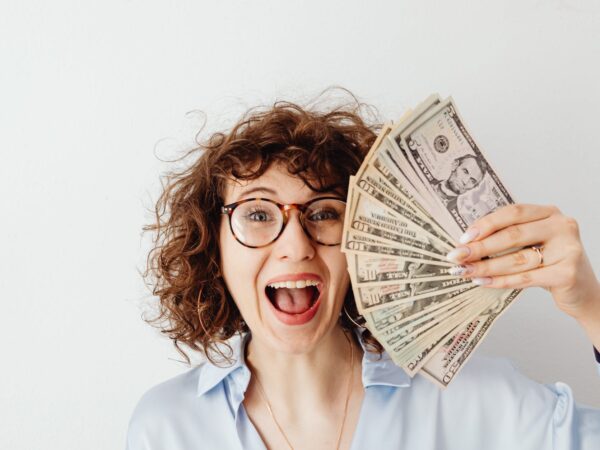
[127,95,600,449]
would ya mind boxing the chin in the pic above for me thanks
[257,308,338,355]
[267,320,328,351]
[448,181,462,195]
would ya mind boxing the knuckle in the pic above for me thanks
[562,267,578,286]
[473,261,488,276]
[571,244,583,259]
[510,204,525,218]
[475,217,490,233]
[506,225,522,242]
[495,277,510,289]
[470,240,486,259]
[511,249,529,266]
[493,277,506,288]
[519,272,533,286]
[548,204,561,215]
[562,243,583,260]
[563,216,580,236]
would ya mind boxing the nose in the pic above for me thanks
[272,209,316,261]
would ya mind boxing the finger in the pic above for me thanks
[449,246,549,278]
[458,204,558,245]
[468,264,570,290]
[447,217,554,263]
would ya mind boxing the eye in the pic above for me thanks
[245,207,275,222]
[308,209,340,222]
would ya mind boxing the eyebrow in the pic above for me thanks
[236,186,278,200]
[235,185,345,202]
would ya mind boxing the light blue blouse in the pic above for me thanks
[126,330,600,449]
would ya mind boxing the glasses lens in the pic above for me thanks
[303,199,346,245]
[230,199,283,247]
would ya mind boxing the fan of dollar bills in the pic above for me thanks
[341,94,522,388]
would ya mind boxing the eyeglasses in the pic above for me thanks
[220,197,346,248]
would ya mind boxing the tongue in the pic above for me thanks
[273,287,313,314]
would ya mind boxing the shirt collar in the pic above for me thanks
[355,327,411,389]
[196,332,249,397]
[196,328,411,397]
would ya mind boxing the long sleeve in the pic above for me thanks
[549,382,600,450]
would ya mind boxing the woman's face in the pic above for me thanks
[219,164,350,354]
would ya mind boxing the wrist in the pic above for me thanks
[574,281,600,351]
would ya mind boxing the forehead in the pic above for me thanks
[223,164,326,204]
[459,157,482,172]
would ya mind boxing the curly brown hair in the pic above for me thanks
[143,90,385,366]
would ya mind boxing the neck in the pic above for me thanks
[244,326,362,414]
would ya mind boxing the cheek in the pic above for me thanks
[218,220,263,314]
[322,248,350,293]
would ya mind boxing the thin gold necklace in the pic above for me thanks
[251,331,355,450]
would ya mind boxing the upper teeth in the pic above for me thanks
[267,280,320,289]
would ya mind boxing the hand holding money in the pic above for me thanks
[341,94,600,388]
[448,203,600,347]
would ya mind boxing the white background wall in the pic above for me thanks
[2,1,600,448]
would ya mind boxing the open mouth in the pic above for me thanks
[265,283,321,315]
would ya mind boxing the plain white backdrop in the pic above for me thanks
[2,1,600,448]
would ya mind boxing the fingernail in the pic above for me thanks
[446,247,471,263]
[459,228,479,245]
[448,264,474,276]
[472,277,492,286]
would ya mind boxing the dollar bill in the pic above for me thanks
[361,285,476,333]
[385,95,445,212]
[376,295,475,352]
[419,288,522,388]
[353,185,451,253]
[368,138,448,229]
[400,288,500,376]
[356,161,421,217]
[377,297,488,369]
[364,153,453,241]
[348,253,453,285]
[395,97,516,238]
[391,291,499,365]
[355,277,473,313]
[352,169,454,249]
[347,189,450,259]
[356,117,436,218]
[343,231,451,263]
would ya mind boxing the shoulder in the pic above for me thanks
[126,351,247,450]
[126,367,208,448]
[430,354,555,401]
[128,367,200,426]
[410,355,600,448]
[444,354,540,388]
[126,357,246,449]
[412,355,561,427]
